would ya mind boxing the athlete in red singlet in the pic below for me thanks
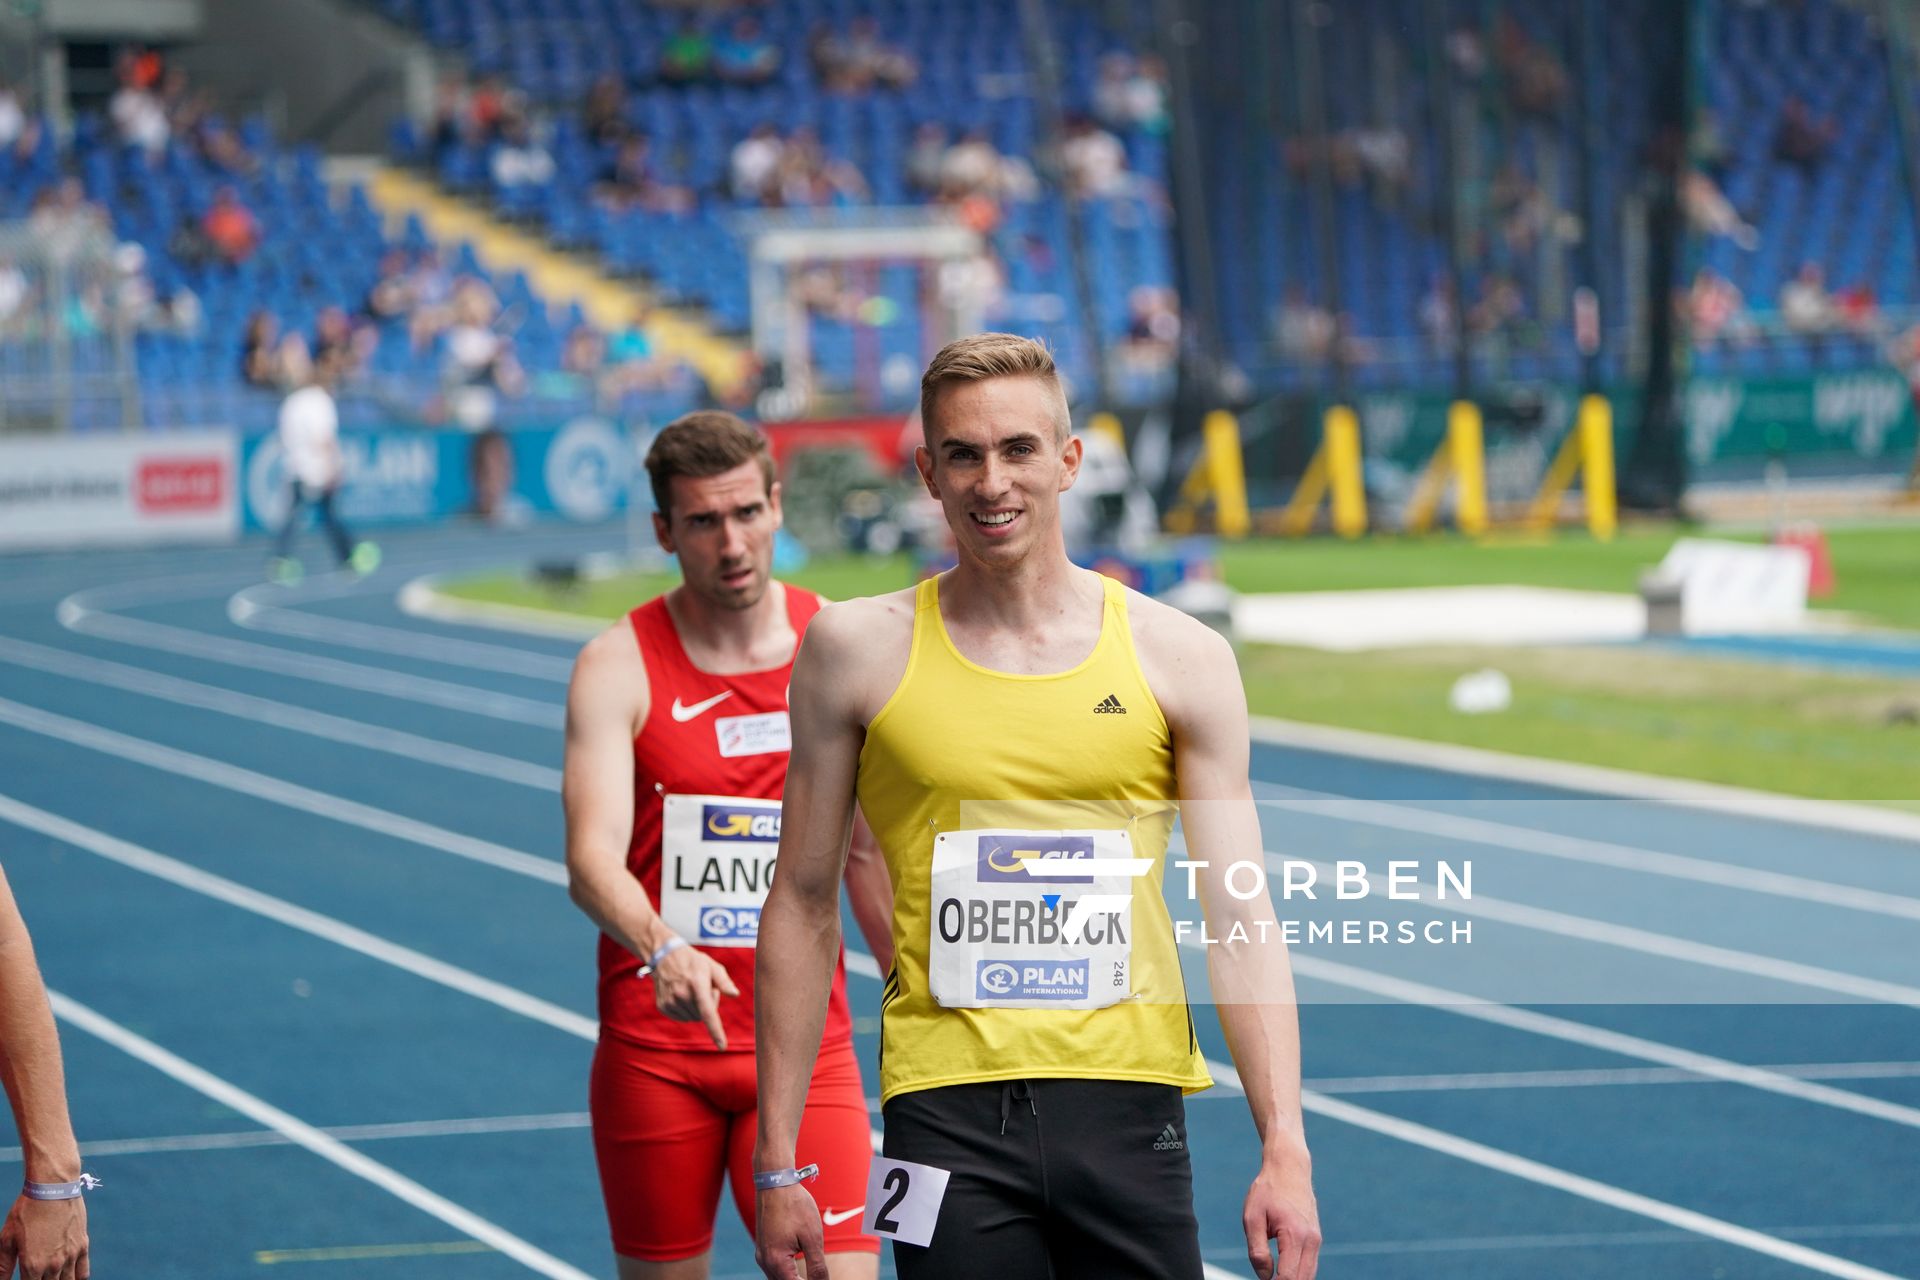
[564,411,893,1280]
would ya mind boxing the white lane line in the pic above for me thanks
[0,1112,594,1161]
[398,575,609,640]
[48,990,597,1280]
[229,582,577,682]
[0,793,593,1038]
[58,599,561,728]
[1269,850,1920,1009]
[1250,714,1920,845]
[1299,1060,1920,1096]
[1281,950,1920,1132]
[0,697,566,885]
[1295,1087,1908,1280]
[0,636,562,792]
[1254,781,1920,922]
[1294,1222,1920,1259]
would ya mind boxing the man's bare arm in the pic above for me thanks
[1140,604,1319,1280]
[0,868,89,1280]
[562,628,669,962]
[754,608,868,1168]
[562,627,738,1046]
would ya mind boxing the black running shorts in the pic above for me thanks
[880,1077,1204,1280]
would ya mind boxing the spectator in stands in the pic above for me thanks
[1682,169,1758,250]
[813,17,916,93]
[1060,115,1129,200]
[1275,285,1336,362]
[1093,54,1170,135]
[1836,281,1880,337]
[185,103,259,177]
[407,248,458,349]
[661,17,716,84]
[0,256,29,333]
[598,133,695,213]
[491,115,555,192]
[731,123,784,202]
[467,74,512,144]
[605,303,666,394]
[109,57,169,157]
[582,75,629,148]
[1468,272,1528,342]
[429,74,470,158]
[562,323,606,383]
[242,311,304,389]
[1780,262,1836,336]
[1773,97,1838,174]
[1687,268,1753,345]
[29,180,110,262]
[714,16,781,86]
[1122,285,1180,367]
[363,249,417,326]
[312,305,372,380]
[1349,126,1411,197]
[1418,275,1458,353]
[0,80,42,161]
[201,186,260,265]
[442,281,524,429]
[905,122,949,197]
[1494,14,1568,118]
[772,127,868,208]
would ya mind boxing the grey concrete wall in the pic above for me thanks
[43,0,203,39]
[172,0,435,155]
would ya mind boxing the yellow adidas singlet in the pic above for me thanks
[857,573,1213,1103]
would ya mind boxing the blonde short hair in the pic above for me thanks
[919,332,1068,442]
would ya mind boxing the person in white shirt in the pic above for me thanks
[271,354,377,580]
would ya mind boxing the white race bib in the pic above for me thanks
[658,793,781,948]
[926,828,1140,1010]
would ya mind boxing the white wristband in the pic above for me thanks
[24,1174,101,1201]
[752,1164,819,1190]
[641,936,688,976]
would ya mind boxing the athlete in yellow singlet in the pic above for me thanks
[752,334,1320,1280]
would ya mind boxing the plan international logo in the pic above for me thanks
[703,804,782,841]
[975,958,1090,1001]
[975,834,1096,884]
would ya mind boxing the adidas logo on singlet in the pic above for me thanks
[1093,694,1127,714]
[1152,1123,1184,1151]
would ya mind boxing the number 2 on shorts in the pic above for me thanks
[860,1156,950,1247]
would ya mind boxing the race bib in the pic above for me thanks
[926,828,1141,1011]
[658,793,781,948]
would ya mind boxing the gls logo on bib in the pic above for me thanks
[975,834,1095,884]
[704,804,781,842]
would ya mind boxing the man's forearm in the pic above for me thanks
[566,854,672,961]
[753,886,840,1165]
[1210,940,1308,1161]
[0,947,80,1182]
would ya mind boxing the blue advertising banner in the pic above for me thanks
[241,419,634,533]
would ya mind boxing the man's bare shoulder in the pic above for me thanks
[568,619,648,728]
[1123,584,1235,670]
[804,587,917,661]
[800,587,918,724]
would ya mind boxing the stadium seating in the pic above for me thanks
[377,0,1177,406]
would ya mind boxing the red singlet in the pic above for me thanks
[596,582,854,1052]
